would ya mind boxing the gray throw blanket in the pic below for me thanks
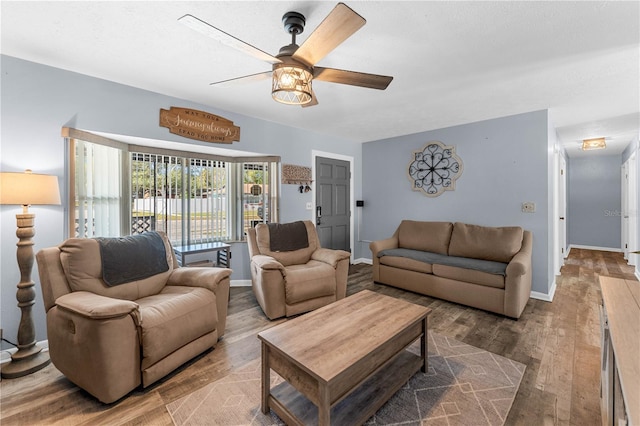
[268,221,309,252]
[97,232,169,286]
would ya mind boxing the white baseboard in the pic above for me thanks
[530,279,557,302]
[568,244,622,253]
[353,258,372,265]
[231,279,252,287]
[636,269,640,281]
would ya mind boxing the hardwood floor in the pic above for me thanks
[1,249,636,425]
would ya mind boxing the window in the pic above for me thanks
[130,153,230,243]
[66,129,279,243]
[71,139,127,238]
[240,162,276,236]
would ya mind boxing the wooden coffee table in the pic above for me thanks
[257,290,431,425]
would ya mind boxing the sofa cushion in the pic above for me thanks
[255,221,318,266]
[448,222,523,263]
[138,286,217,369]
[284,261,336,304]
[432,264,505,289]
[397,221,453,255]
[378,248,507,276]
[59,234,174,301]
[379,255,433,274]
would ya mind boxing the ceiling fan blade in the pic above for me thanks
[313,67,393,90]
[292,3,366,67]
[179,14,282,65]
[210,71,272,86]
[302,90,319,108]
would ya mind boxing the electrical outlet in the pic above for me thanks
[306,202,312,210]
[522,202,536,213]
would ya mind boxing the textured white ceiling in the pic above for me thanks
[2,1,638,157]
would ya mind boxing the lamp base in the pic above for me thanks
[1,343,50,379]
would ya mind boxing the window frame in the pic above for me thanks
[64,127,280,242]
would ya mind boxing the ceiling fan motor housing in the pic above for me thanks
[282,11,305,35]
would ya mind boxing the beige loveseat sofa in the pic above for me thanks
[370,221,532,319]
[246,220,351,319]
[36,231,231,403]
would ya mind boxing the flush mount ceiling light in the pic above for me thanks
[582,137,607,151]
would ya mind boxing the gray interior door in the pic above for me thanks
[315,157,350,251]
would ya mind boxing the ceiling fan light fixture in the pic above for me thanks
[582,137,606,151]
[272,65,313,105]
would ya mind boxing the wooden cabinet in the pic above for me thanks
[599,277,639,426]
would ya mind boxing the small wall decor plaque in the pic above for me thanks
[160,107,240,144]
[408,141,463,197]
[282,164,312,185]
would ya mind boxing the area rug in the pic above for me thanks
[166,332,525,426]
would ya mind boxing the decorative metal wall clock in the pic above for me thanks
[408,141,463,197]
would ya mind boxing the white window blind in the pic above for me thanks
[74,140,123,237]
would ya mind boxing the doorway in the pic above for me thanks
[622,152,638,265]
[313,152,353,254]
[554,151,568,275]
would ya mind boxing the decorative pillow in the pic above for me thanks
[448,222,523,263]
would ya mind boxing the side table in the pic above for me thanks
[173,242,231,268]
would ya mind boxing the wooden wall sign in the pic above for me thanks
[160,107,240,144]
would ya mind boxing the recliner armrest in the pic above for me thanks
[55,291,139,319]
[252,254,285,272]
[167,267,232,293]
[311,248,350,268]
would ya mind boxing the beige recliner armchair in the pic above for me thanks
[36,231,231,403]
[246,220,351,320]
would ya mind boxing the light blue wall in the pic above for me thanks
[361,110,553,295]
[567,155,622,249]
[0,55,362,348]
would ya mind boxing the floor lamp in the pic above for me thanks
[0,170,61,378]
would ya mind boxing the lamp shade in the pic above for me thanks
[272,64,313,105]
[0,170,61,206]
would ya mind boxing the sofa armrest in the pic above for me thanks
[167,266,232,294]
[55,291,139,320]
[369,236,399,257]
[504,230,533,318]
[311,248,351,268]
[369,236,399,282]
[252,254,286,273]
[506,251,529,277]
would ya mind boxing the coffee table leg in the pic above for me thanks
[318,382,331,426]
[261,342,270,414]
[421,316,429,373]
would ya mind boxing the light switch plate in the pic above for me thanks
[306,202,312,210]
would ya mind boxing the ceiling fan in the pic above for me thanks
[178,2,393,107]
